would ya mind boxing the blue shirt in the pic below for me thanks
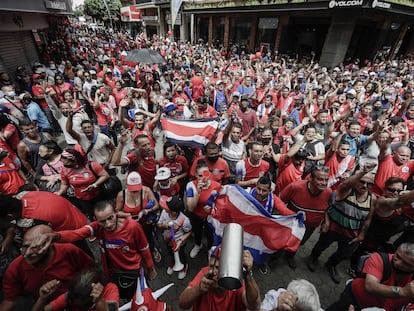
[27,101,51,130]
[343,133,368,156]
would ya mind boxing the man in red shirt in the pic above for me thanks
[0,154,25,195]
[234,95,258,143]
[373,143,414,196]
[0,191,88,232]
[179,247,260,311]
[194,97,218,119]
[0,225,94,311]
[236,141,269,188]
[29,200,157,300]
[189,142,230,185]
[250,176,293,216]
[112,133,157,188]
[280,166,332,269]
[327,243,414,311]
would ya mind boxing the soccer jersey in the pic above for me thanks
[3,244,93,301]
[280,180,332,229]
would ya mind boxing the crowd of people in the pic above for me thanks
[0,24,413,310]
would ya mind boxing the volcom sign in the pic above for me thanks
[372,0,391,9]
[329,0,363,8]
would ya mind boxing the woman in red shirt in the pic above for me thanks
[56,148,109,221]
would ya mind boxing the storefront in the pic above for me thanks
[183,0,414,66]
[0,0,72,77]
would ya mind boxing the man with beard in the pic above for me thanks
[112,133,157,188]
[0,225,93,311]
[29,201,157,300]
[307,163,376,284]
[67,115,115,175]
[250,176,293,216]
[327,242,414,311]
[179,247,260,311]
[46,96,87,147]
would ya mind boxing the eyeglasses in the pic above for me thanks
[359,180,374,187]
[386,187,402,193]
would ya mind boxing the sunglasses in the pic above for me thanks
[386,187,402,193]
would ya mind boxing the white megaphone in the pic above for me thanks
[173,250,184,271]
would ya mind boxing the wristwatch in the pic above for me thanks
[392,286,400,297]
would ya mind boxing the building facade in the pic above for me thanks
[0,0,73,76]
[180,0,414,66]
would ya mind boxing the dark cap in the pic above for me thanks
[166,196,184,213]
[240,95,249,102]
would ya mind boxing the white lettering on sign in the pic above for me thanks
[44,1,67,10]
[372,0,391,8]
[329,0,363,8]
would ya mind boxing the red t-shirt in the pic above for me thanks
[2,244,94,302]
[190,156,230,184]
[373,155,414,196]
[186,180,222,218]
[235,108,258,141]
[20,191,87,231]
[352,253,413,311]
[159,155,189,178]
[95,103,113,126]
[188,266,246,311]
[59,218,154,275]
[1,123,20,151]
[112,88,127,106]
[127,122,155,148]
[237,158,269,184]
[275,157,304,194]
[280,180,332,229]
[0,157,25,194]
[32,84,51,109]
[61,162,104,200]
[50,282,119,311]
[124,151,157,188]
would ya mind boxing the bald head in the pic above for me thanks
[22,225,53,265]
[24,224,53,242]
[393,145,411,165]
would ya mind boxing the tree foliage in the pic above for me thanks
[83,0,121,21]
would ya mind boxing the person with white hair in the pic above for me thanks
[259,279,322,311]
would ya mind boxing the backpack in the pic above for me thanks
[355,252,391,283]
